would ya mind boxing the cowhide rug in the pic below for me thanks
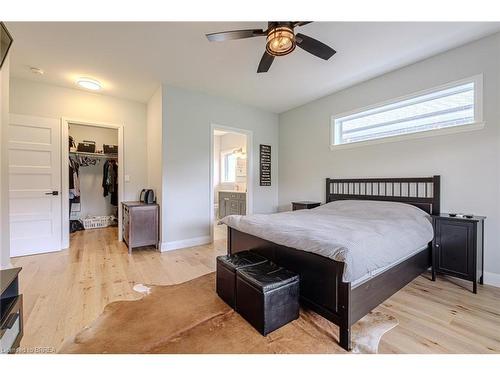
[59,273,397,354]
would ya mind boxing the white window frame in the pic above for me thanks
[330,74,484,150]
[220,149,238,183]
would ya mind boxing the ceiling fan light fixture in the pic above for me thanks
[266,26,295,56]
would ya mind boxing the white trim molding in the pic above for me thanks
[160,235,212,252]
[484,272,500,288]
[209,123,253,243]
[330,74,484,150]
[330,122,485,150]
[61,117,124,249]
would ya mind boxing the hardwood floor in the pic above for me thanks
[12,227,226,353]
[11,227,500,353]
[214,222,227,241]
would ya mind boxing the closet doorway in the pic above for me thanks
[61,119,124,249]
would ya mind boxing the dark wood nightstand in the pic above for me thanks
[431,214,485,293]
[292,201,321,211]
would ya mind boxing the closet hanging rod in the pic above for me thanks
[69,151,118,159]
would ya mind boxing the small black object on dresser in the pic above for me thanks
[431,214,485,293]
[236,261,300,335]
[1,267,23,354]
[216,251,268,308]
[292,201,321,211]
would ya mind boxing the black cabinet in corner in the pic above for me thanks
[292,201,321,211]
[431,214,485,294]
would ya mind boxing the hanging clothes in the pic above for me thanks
[69,157,80,199]
[102,159,118,206]
[110,161,118,206]
[78,155,100,167]
[102,160,109,197]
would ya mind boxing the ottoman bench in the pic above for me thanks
[216,251,267,308]
[236,261,300,335]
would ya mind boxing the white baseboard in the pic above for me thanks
[484,272,500,288]
[160,235,212,252]
[0,261,14,270]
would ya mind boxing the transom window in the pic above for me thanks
[331,76,483,148]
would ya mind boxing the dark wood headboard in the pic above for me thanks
[326,176,440,215]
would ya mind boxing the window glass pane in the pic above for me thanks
[334,81,476,145]
[222,153,237,182]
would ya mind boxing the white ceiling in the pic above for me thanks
[6,22,500,113]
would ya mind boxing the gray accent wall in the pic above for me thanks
[278,33,500,281]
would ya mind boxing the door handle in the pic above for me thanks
[45,191,59,196]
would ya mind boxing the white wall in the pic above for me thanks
[220,132,246,153]
[279,32,500,283]
[0,57,11,269]
[10,78,148,204]
[146,86,163,242]
[162,85,279,248]
[69,124,118,217]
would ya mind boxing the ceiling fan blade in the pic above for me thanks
[293,21,312,27]
[257,51,275,73]
[206,29,265,42]
[296,33,336,60]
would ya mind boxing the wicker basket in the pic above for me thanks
[80,215,115,230]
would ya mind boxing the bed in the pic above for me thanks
[222,176,440,351]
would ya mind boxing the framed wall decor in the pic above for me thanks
[259,144,271,186]
[1,22,13,69]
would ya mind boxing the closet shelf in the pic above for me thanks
[69,151,118,159]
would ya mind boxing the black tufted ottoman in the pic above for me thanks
[236,261,300,335]
[216,251,268,308]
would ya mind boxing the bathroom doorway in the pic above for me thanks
[210,124,253,243]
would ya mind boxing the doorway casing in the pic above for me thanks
[61,118,124,248]
[209,123,253,243]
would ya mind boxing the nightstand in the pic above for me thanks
[431,214,485,293]
[292,201,321,211]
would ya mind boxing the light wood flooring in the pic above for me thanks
[11,227,500,354]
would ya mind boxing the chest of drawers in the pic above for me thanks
[218,191,246,219]
[122,202,159,253]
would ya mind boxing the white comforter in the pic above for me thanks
[221,200,433,283]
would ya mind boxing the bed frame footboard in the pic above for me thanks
[227,227,431,351]
[228,227,353,350]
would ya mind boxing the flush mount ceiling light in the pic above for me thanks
[206,21,336,73]
[30,67,44,75]
[76,78,102,91]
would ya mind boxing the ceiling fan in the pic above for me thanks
[206,22,336,73]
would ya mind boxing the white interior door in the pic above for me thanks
[8,114,62,257]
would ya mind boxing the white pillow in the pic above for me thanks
[315,199,430,220]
